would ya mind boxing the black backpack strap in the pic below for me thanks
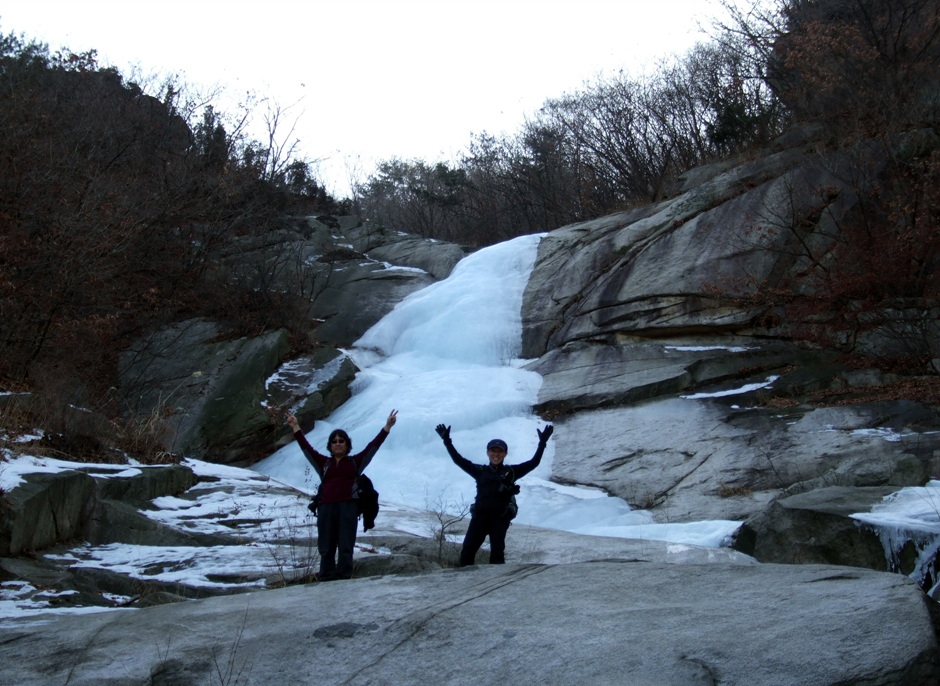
[503,466,519,521]
[308,461,329,515]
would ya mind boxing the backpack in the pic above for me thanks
[307,459,328,516]
[356,473,380,532]
[307,488,322,515]
[500,467,520,521]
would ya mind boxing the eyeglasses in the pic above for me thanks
[330,438,346,444]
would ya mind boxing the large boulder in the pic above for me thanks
[744,486,897,569]
[337,216,472,279]
[745,484,940,593]
[520,141,848,358]
[118,322,365,463]
[364,236,469,281]
[0,464,201,556]
[82,497,235,549]
[517,127,940,577]
[1,561,935,686]
[528,338,820,413]
[307,259,438,345]
[94,464,197,505]
[119,319,290,463]
[262,346,359,443]
[539,338,940,524]
[0,471,95,556]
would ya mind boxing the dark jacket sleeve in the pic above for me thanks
[508,441,547,480]
[294,430,327,479]
[352,428,389,475]
[443,440,482,480]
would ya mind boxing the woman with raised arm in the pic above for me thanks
[435,423,553,566]
[286,409,397,581]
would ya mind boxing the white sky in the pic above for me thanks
[0,0,718,195]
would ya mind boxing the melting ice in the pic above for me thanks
[853,481,940,591]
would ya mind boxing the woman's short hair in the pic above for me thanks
[327,429,352,454]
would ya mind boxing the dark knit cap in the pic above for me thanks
[486,439,508,452]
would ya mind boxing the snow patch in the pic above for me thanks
[681,376,779,399]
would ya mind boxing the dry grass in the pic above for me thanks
[0,391,179,465]
[808,377,940,408]
[537,407,569,422]
[112,402,180,465]
[0,456,10,513]
[0,393,46,459]
[756,376,940,412]
[718,483,754,498]
[763,396,802,409]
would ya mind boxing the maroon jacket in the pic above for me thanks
[294,428,388,504]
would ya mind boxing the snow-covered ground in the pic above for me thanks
[0,457,444,624]
[0,451,755,625]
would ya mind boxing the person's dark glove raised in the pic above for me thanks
[435,424,451,442]
[537,424,554,444]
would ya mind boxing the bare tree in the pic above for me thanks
[425,489,470,566]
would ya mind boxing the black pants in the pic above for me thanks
[459,510,511,566]
[317,500,359,580]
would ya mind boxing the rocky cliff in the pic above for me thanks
[518,124,940,584]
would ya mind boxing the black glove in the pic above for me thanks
[435,424,451,442]
[537,424,554,444]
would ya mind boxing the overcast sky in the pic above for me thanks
[0,0,722,195]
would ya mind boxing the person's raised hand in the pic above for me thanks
[435,424,451,441]
[537,424,554,444]
[286,412,300,432]
[385,409,399,431]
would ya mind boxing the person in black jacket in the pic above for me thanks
[435,423,553,566]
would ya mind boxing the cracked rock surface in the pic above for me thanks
[1,560,935,686]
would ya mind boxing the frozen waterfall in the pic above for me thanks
[254,234,740,547]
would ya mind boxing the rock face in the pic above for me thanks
[0,471,96,556]
[1,561,936,686]
[520,142,844,358]
[517,126,940,582]
[744,486,898,568]
[315,216,469,281]
[120,320,290,463]
[0,465,198,557]
[262,346,359,440]
[117,218,468,463]
[546,393,940,523]
[302,220,467,345]
[212,216,468,348]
